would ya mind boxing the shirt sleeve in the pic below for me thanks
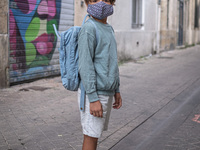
[78,30,99,103]
[115,87,120,93]
[115,76,120,93]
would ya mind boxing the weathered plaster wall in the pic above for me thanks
[75,0,158,60]
[74,0,87,26]
[160,0,200,50]
[185,0,200,45]
[0,0,9,88]
[160,0,178,50]
[109,0,158,60]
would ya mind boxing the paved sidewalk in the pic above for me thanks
[0,45,200,150]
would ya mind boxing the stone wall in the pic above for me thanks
[184,0,200,45]
[160,0,200,50]
[160,0,179,50]
[0,0,9,88]
[160,30,177,50]
[74,0,87,26]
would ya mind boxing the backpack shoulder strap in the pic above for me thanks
[82,14,90,26]
[87,19,99,43]
[53,24,61,40]
[81,14,99,44]
[53,14,90,41]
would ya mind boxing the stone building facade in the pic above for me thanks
[75,0,159,60]
[184,0,200,45]
[160,0,200,51]
[75,0,200,54]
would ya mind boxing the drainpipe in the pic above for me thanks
[156,0,161,54]
[7,0,10,87]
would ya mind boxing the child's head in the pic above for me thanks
[84,0,116,5]
[85,0,115,20]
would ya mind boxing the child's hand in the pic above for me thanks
[90,100,103,118]
[113,93,122,109]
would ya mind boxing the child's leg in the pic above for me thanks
[82,135,98,150]
[78,89,113,149]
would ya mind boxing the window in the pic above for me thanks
[132,0,143,28]
[167,0,169,28]
[194,0,199,28]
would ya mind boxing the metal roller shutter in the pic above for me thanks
[9,0,74,83]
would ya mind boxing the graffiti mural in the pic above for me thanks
[9,0,62,82]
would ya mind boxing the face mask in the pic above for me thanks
[87,1,114,20]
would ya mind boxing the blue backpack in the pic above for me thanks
[53,14,98,91]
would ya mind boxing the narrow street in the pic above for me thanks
[111,73,200,150]
[0,45,200,150]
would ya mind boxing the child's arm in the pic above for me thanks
[78,27,104,117]
[78,30,99,103]
[90,100,103,118]
[113,93,122,109]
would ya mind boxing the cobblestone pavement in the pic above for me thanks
[0,45,200,150]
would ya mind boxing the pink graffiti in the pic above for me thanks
[48,0,56,20]
[14,0,37,14]
[27,0,37,14]
[38,0,48,15]
[192,114,200,124]
[9,10,18,70]
[32,33,54,55]
[9,10,16,49]
[37,0,56,20]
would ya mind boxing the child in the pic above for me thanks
[78,0,122,150]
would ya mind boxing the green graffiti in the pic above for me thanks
[25,17,40,42]
[47,19,58,41]
[29,55,49,68]
[25,43,36,66]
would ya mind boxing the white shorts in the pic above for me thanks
[78,89,113,138]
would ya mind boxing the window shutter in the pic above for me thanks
[138,0,143,27]
[132,0,143,28]
[195,0,199,28]
[132,0,137,28]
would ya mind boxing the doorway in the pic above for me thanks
[178,0,184,46]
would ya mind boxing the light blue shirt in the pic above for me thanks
[78,18,120,103]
